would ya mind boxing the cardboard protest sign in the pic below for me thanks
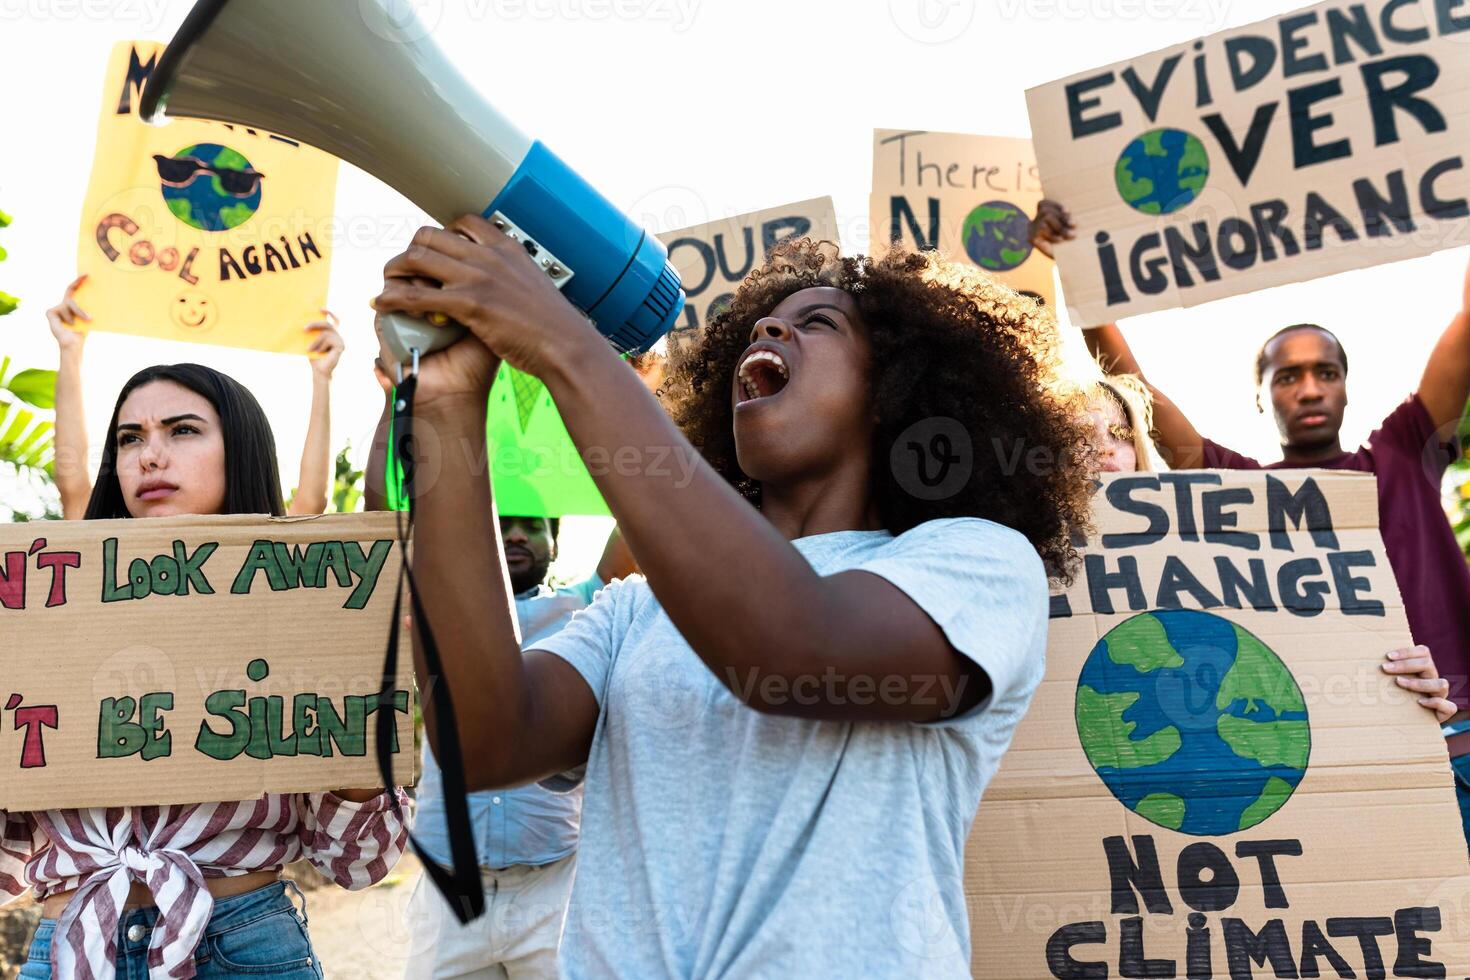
[1025,1,1470,325]
[75,43,339,354]
[963,470,1470,978]
[0,513,414,810]
[657,197,841,357]
[871,129,1054,306]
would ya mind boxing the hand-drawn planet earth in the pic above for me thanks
[1115,127,1210,215]
[961,200,1033,272]
[160,143,263,232]
[1076,609,1310,836]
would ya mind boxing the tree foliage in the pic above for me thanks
[0,208,62,521]
[331,443,365,514]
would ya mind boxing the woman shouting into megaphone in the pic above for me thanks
[374,218,1093,978]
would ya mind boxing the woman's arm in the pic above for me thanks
[411,390,602,789]
[363,358,396,514]
[1416,253,1470,430]
[46,277,92,519]
[374,220,990,735]
[287,313,343,517]
[595,528,637,582]
[358,293,600,790]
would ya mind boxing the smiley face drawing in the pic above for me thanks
[170,290,217,332]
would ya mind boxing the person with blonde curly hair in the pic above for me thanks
[1088,374,1155,473]
[371,221,1095,977]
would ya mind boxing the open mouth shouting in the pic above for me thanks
[735,345,792,409]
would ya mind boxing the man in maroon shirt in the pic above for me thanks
[1034,200,1470,842]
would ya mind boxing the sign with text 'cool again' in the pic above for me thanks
[0,513,414,810]
[76,43,339,354]
[963,470,1470,978]
[1026,1,1470,324]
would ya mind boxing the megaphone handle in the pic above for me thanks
[379,213,570,367]
[379,311,467,366]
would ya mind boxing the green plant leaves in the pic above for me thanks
[0,397,54,476]
[0,206,14,314]
[4,368,56,409]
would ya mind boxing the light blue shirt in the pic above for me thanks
[415,575,602,870]
[534,520,1048,979]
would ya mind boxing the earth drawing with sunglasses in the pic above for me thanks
[153,142,265,232]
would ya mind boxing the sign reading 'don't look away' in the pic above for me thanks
[871,129,1055,306]
[0,514,414,811]
[963,470,1470,978]
[657,196,841,357]
[1026,0,1470,325]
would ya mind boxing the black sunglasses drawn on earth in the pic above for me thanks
[152,154,266,198]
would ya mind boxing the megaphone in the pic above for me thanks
[141,0,684,363]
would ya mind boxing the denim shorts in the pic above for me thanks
[20,880,324,980]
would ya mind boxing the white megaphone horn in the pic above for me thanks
[141,0,685,364]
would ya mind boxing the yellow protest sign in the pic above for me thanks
[871,130,1054,306]
[965,471,1470,977]
[0,513,414,810]
[75,43,339,354]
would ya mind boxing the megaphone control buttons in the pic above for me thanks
[486,211,574,290]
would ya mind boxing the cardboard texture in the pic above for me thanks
[967,470,1470,978]
[870,129,1055,306]
[1024,1,1470,325]
[0,513,414,811]
[76,42,339,354]
[657,196,841,358]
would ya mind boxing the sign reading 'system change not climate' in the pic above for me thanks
[961,471,1470,979]
[0,514,414,811]
[1026,0,1470,324]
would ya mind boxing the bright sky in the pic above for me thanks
[1,0,1465,574]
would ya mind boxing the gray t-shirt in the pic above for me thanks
[535,518,1048,979]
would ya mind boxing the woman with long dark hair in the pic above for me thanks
[1,364,408,979]
[43,276,348,520]
[372,225,1094,977]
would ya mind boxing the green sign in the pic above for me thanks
[386,364,610,518]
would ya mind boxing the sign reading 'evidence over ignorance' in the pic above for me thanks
[1026,0,1470,324]
[0,514,414,811]
[961,471,1470,978]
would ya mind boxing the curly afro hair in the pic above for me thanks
[662,239,1096,578]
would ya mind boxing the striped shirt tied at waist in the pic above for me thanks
[0,790,410,979]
